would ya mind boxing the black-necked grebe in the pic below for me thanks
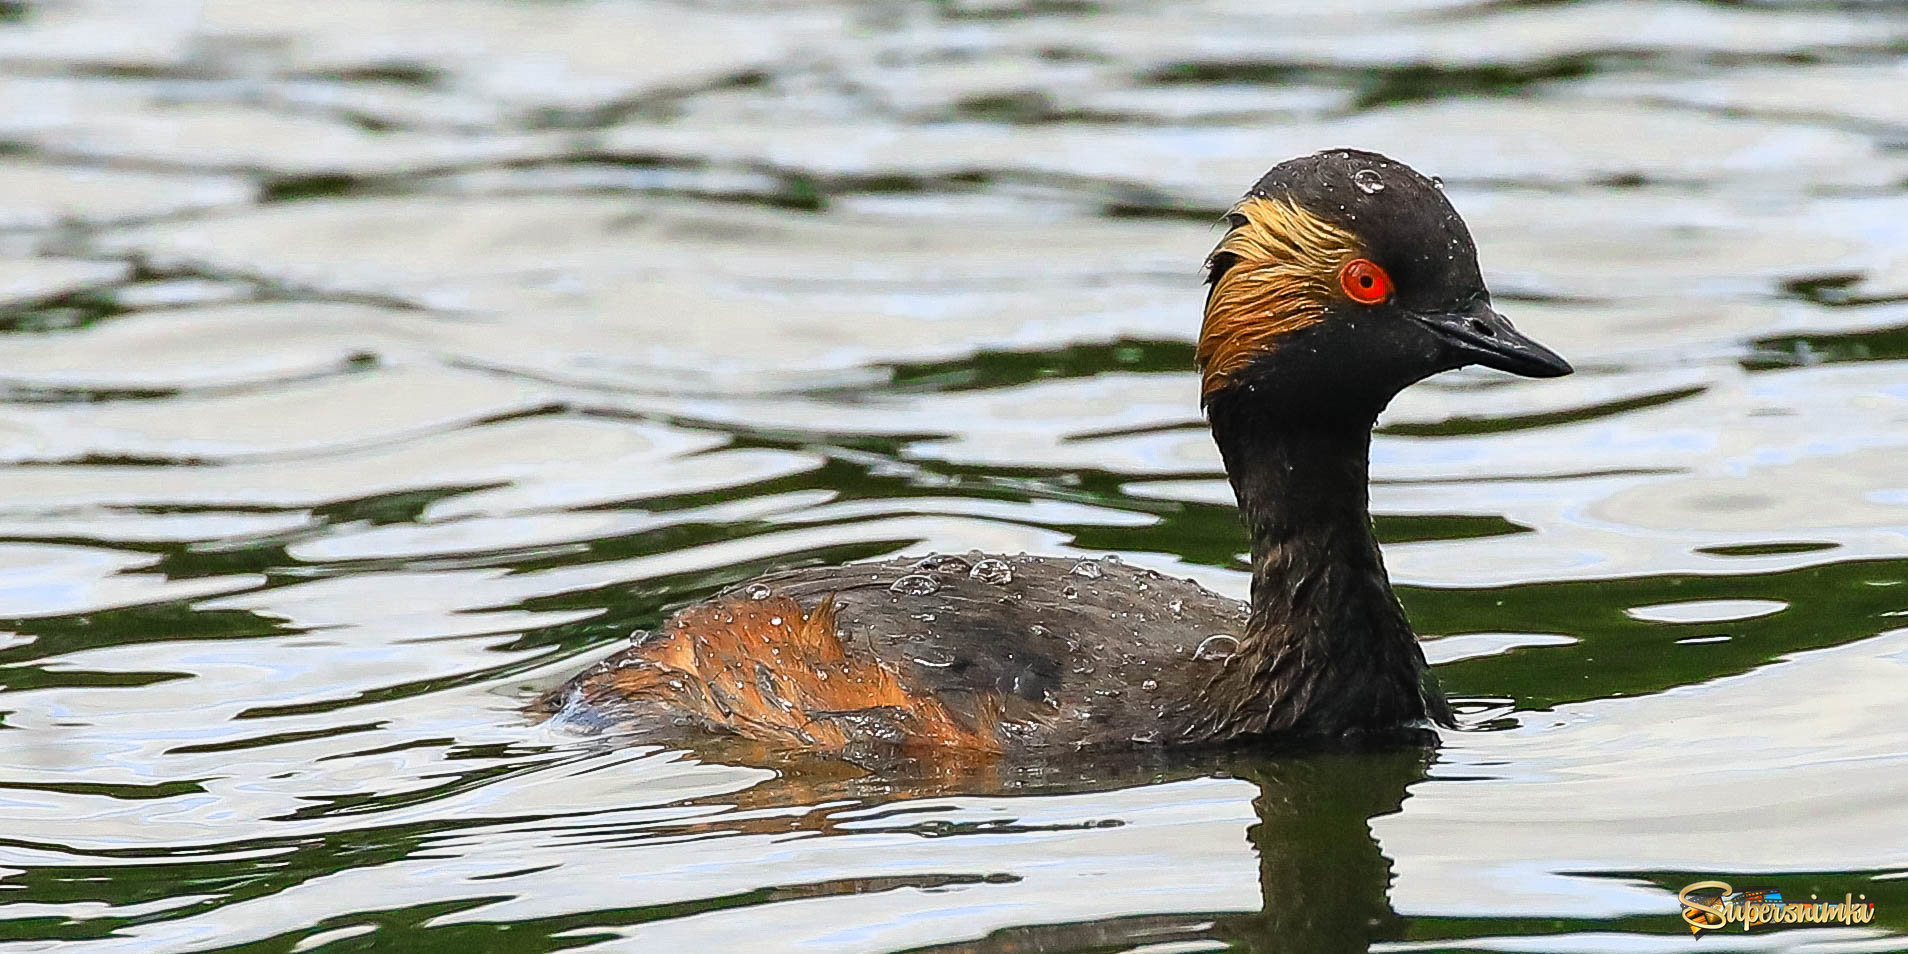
[535,149,1572,757]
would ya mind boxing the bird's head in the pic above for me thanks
[1199,149,1571,420]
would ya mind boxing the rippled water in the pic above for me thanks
[2,1,1907,951]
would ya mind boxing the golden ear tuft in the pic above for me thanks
[1197,196,1359,398]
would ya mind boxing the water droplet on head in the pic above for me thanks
[1195,634,1240,661]
[1070,559,1104,580]
[1062,584,1079,600]
[1430,175,1445,191]
[1353,168,1385,194]
[970,558,1014,584]
[1141,678,1158,691]
[1167,599,1185,617]
[744,583,772,600]
[890,574,941,596]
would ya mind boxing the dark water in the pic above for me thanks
[3,0,1908,951]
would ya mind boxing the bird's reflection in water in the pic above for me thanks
[618,738,1432,954]
[1213,749,1426,953]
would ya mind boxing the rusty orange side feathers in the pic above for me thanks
[592,594,1003,754]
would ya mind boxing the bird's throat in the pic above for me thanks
[1203,397,1446,737]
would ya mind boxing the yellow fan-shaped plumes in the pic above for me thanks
[1197,196,1359,398]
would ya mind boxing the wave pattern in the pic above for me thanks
[1,0,1906,951]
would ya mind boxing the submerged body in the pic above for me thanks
[537,149,1570,757]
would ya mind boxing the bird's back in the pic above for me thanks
[535,553,1251,757]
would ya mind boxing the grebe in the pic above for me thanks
[536,149,1571,756]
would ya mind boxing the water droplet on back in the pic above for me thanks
[890,574,941,596]
[913,554,971,574]
[1353,169,1385,194]
[970,558,1013,584]
[1195,634,1240,661]
[744,583,772,600]
[1070,559,1104,580]
[1062,584,1079,600]
[912,649,955,669]
[1430,175,1445,191]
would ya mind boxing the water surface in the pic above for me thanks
[2,1,1907,951]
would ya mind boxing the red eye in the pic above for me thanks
[1339,259,1392,305]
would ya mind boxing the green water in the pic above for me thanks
[2,0,1907,951]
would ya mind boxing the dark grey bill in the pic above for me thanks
[1414,302,1573,378]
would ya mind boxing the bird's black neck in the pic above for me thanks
[1202,395,1448,739]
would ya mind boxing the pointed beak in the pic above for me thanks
[1414,302,1573,378]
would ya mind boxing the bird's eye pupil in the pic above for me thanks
[1339,258,1391,305]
